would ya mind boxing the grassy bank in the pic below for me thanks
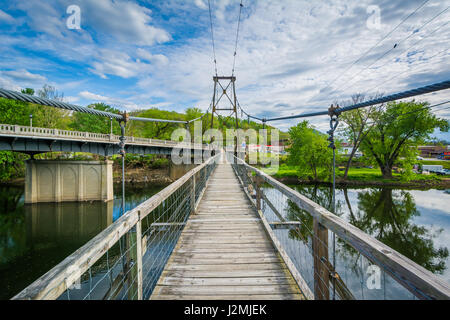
[261,164,450,188]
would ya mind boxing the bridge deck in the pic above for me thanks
[150,161,305,300]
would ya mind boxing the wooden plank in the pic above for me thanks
[152,284,300,295]
[232,164,314,300]
[150,161,304,301]
[164,263,287,272]
[171,253,278,259]
[160,269,291,278]
[269,221,302,229]
[159,276,295,286]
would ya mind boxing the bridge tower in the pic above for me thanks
[210,76,240,155]
[211,76,239,130]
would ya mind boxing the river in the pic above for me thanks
[262,185,450,299]
[0,183,166,300]
[1,183,449,300]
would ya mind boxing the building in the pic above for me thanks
[247,144,285,154]
[340,142,363,158]
[418,145,450,158]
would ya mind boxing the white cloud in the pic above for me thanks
[2,0,449,132]
[0,9,15,24]
[194,0,207,10]
[79,90,139,110]
[1,69,47,82]
[136,48,169,66]
[79,0,171,45]
[89,49,153,79]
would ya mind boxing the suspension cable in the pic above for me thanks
[232,0,244,76]
[0,88,190,124]
[252,80,450,122]
[208,0,219,76]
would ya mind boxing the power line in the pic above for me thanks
[232,0,244,76]
[208,0,218,76]
[330,5,449,99]
[310,0,431,103]
[365,46,449,95]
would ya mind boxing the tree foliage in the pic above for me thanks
[287,121,334,181]
[360,101,449,178]
[339,93,382,179]
[70,103,121,134]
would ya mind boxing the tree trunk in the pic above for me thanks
[343,147,358,179]
[381,164,393,179]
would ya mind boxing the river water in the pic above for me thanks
[0,183,166,300]
[1,183,449,300]
[262,185,450,299]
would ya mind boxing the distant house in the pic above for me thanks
[339,142,363,158]
[418,145,450,158]
[247,144,285,154]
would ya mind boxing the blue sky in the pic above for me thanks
[0,0,449,139]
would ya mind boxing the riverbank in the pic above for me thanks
[112,167,173,186]
[0,166,174,187]
[261,165,450,189]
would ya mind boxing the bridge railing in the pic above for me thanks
[0,124,209,149]
[12,153,220,300]
[228,153,450,300]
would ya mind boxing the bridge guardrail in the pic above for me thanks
[12,153,221,300]
[0,124,209,150]
[228,153,450,300]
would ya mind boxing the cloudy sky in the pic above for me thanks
[0,0,449,138]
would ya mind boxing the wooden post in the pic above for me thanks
[313,218,329,300]
[191,174,196,214]
[255,176,261,211]
[135,211,143,300]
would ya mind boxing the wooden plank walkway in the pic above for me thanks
[150,159,305,300]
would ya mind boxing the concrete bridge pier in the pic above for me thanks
[25,160,114,204]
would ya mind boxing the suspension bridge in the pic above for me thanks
[1,80,450,299]
[1,0,450,300]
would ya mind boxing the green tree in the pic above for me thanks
[70,103,121,134]
[287,121,333,181]
[360,101,449,178]
[0,97,32,181]
[31,84,69,129]
[339,94,382,179]
[127,108,184,140]
[21,88,35,96]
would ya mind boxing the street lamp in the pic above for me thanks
[29,114,33,127]
[110,117,113,135]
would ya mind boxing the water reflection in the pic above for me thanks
[263,184,450,299]
[0,184,165,300]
